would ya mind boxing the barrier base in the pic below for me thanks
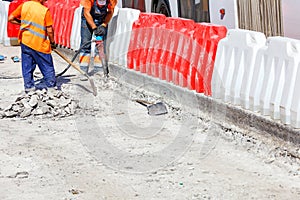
[4,38,19,46]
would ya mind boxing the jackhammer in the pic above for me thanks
[56,36,109,79]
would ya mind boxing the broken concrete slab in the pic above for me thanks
[1,89,79,118]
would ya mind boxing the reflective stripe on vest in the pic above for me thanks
[20,1,50,53]
[20,19,47,39]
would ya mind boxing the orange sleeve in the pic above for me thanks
[11,3,23,19]
[45,10,53,27]
[108,0,117,10]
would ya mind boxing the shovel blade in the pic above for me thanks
[147,102,168,116]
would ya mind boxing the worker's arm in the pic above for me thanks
[81,0,97,30]
[102,9,113,27]
[8,15,21,25]
[46,26,55,44]
[45,10,55,44]
[102,0,117,27]
[8,4,22,25]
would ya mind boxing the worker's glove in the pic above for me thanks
[50,42,57,50]
[93,24,106,36]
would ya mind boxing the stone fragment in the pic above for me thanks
[46,100,57,108]
[0,111,4,118]
[38,101,47,108]
[4,111,18,117]
[21,98,31,109]
[60,98,71,107]
[69,102,76,114]
[40,106,50,114]
[32,108,43,115]
[29,95,38,108]
[65,107,71,114]
[20,108,32,118]
[12,104,22,112]
[4,104,12,111]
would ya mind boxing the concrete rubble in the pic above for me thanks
[0,89,78,118]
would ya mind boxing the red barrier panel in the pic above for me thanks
[158,17,194,85]
[127,13,149,71]
[171,18,195,87]
[139,13,165,74]
[7,0,27,38]
[59,1,78,47]
[143,14,166,77]
[202,24,227,96]
[47,0,79,47]
[192,23,227,95]
[189,23,206,91]
[127,13,165,74]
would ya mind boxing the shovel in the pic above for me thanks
[135,99,168,116]
[53,49,97,96]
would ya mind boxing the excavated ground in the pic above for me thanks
[0,44,300,200]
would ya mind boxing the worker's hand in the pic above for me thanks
[51,42,57,50]
[93,24,107,36]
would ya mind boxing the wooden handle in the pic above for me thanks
[53,49,86,76]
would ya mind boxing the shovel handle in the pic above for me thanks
[53,49,97,96]
[135,99,152,107]
[53,49,87,77]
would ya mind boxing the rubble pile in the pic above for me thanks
[0,89,78,118]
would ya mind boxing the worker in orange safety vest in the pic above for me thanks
[8,0,57,93]
[79,0,117,75]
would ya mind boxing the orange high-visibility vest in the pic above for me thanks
[20,1,51,53]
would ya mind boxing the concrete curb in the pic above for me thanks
[61,47,300,145]
[108,64,300,145]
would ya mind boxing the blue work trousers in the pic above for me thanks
[21,43,56,90]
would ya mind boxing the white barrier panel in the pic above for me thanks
[291,63,300,128]
[250,37,300,122]
[279,39,300,125]
[0,1,10,45]
[212,29,266,106]
[108,8,140,66]
[209,0,238,29]
[70,6,82,51]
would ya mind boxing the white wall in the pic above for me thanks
[282,0,300,40]
[209,0,238,29]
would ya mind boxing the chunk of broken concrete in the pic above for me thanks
[20,108,32,118]
[12,104,22,112]
[4,111,18,117]
[29,95,38,108]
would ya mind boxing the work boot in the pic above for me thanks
[25,87,36,94]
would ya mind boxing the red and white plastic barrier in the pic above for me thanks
[127,13,227,95]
